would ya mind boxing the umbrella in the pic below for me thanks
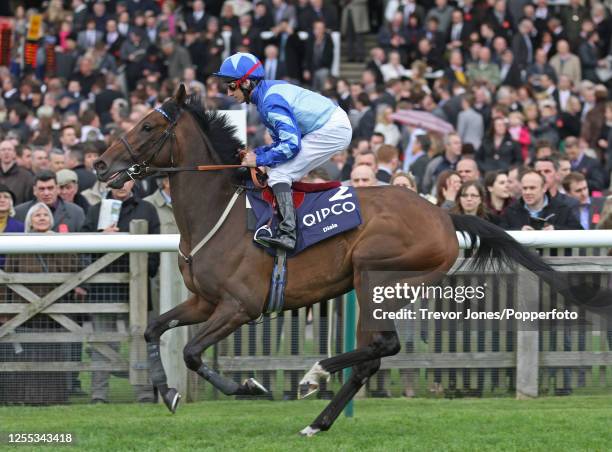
[390,110,454,135]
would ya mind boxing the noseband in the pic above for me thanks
[119,106,181,180]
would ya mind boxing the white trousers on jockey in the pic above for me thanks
[267,106,352,187]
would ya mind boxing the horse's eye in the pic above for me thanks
[143,123,153,132]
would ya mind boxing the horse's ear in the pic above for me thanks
[175,84,186,106]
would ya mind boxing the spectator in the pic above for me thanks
[477,117,522,172]
[352,93,376,141]
[15,145,32,173]
[501,170,582,230]
[404,132,430,193]
[467,46,501,88]
[512,18,535,70]
[452,180,488,218]
[160,39,193,83]
[81,179,160,404]
[581,84,608,150]
[435,169,461,209]
[484,170,512,222]
[456,158,480,183]
[565,136,605,193]
[563,172,605,230]
[391,171,417,192]
[373,105,400,147]
[0,184,24,268]
[457,93,484,151]
[49,149,66,173]
[549,39,582,86]
[303,20,333,92]
[425,0,453,36]
[375,145,399,183]
[67,144,98,192]
[422,132,462,195]
[30,148,50,175]
[14,171,85,232]
[341,0,369,63]
[57,169,90,215]
[350,164,377,187]
[0,140,33,205]
[534,157,579,209]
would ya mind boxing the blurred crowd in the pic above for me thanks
[2,0,612,404]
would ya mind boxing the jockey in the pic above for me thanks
[214,52,352,251]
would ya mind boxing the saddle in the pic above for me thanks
[245,181,362,315]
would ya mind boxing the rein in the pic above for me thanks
[119,106,266,188]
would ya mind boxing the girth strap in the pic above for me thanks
[179,187,244,263]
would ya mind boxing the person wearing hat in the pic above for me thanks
[57,169,91,214]
[214,52,353,251]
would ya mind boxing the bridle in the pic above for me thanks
[120,106,183,180]
[116,104,266,188]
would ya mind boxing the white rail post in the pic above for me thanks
[159,251,190,400]
[516,267,540,399]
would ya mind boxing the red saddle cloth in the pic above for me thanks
[261,181,341,209]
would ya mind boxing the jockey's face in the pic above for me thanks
[226,81,246,103]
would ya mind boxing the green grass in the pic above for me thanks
[1,396,611,451]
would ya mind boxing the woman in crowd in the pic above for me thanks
[0,184,23,269]
[435,170,461,210]
[477,117,522,172]
[452,180,489,219]
[373,104,401,147]
[391,171,416,191]
[483,170,512,224]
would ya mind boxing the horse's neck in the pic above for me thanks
[169,123,235,250]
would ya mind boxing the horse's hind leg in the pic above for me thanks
[182,299,269,397]
[144,294,215,413]
[299,328,399,436]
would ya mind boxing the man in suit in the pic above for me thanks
[303,20,334,92]
[375,145,399,183]
[272,0,297,29]
[77,19,105,52]
[447,8,471,52]
[365,47,385,86]
[271,20,303,82]
[185,0,208,32]
[565,136,606,193]
[549,39,582,86]
[352,93,376,140]
[499,49,523,88]
[72,0,89,32]
[563,172,605,230]
[263,45,287,80]
[501,170,582,230]
[511,18,535,70]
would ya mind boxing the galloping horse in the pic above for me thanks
[95,86,604,436]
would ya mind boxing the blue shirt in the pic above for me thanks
[250,80,337,167]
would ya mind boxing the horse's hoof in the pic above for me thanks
[299,426,321,437]
[298,383,319,399]
[298,362,329,399]
[243,377,268,395]
[163,388,181,414]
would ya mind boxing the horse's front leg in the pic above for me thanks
[144,293,216,413]
[183,298,269,396]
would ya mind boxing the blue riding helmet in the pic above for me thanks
[213,52,265,82]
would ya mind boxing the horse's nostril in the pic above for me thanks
[93,159,107,172]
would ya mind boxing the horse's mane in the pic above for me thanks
[179,95,244,165]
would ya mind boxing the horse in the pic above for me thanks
[94,85,608,436]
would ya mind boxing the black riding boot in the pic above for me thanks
[260,183,296,251]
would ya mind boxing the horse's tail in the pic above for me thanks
[450,214,611,318]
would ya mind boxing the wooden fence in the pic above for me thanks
[0,221,149,403]
[0,236,610,403]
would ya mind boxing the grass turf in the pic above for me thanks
[1,396,611,451]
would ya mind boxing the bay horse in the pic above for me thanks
[94,85,607,436]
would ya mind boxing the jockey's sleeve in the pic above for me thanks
[254,100,302,168]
